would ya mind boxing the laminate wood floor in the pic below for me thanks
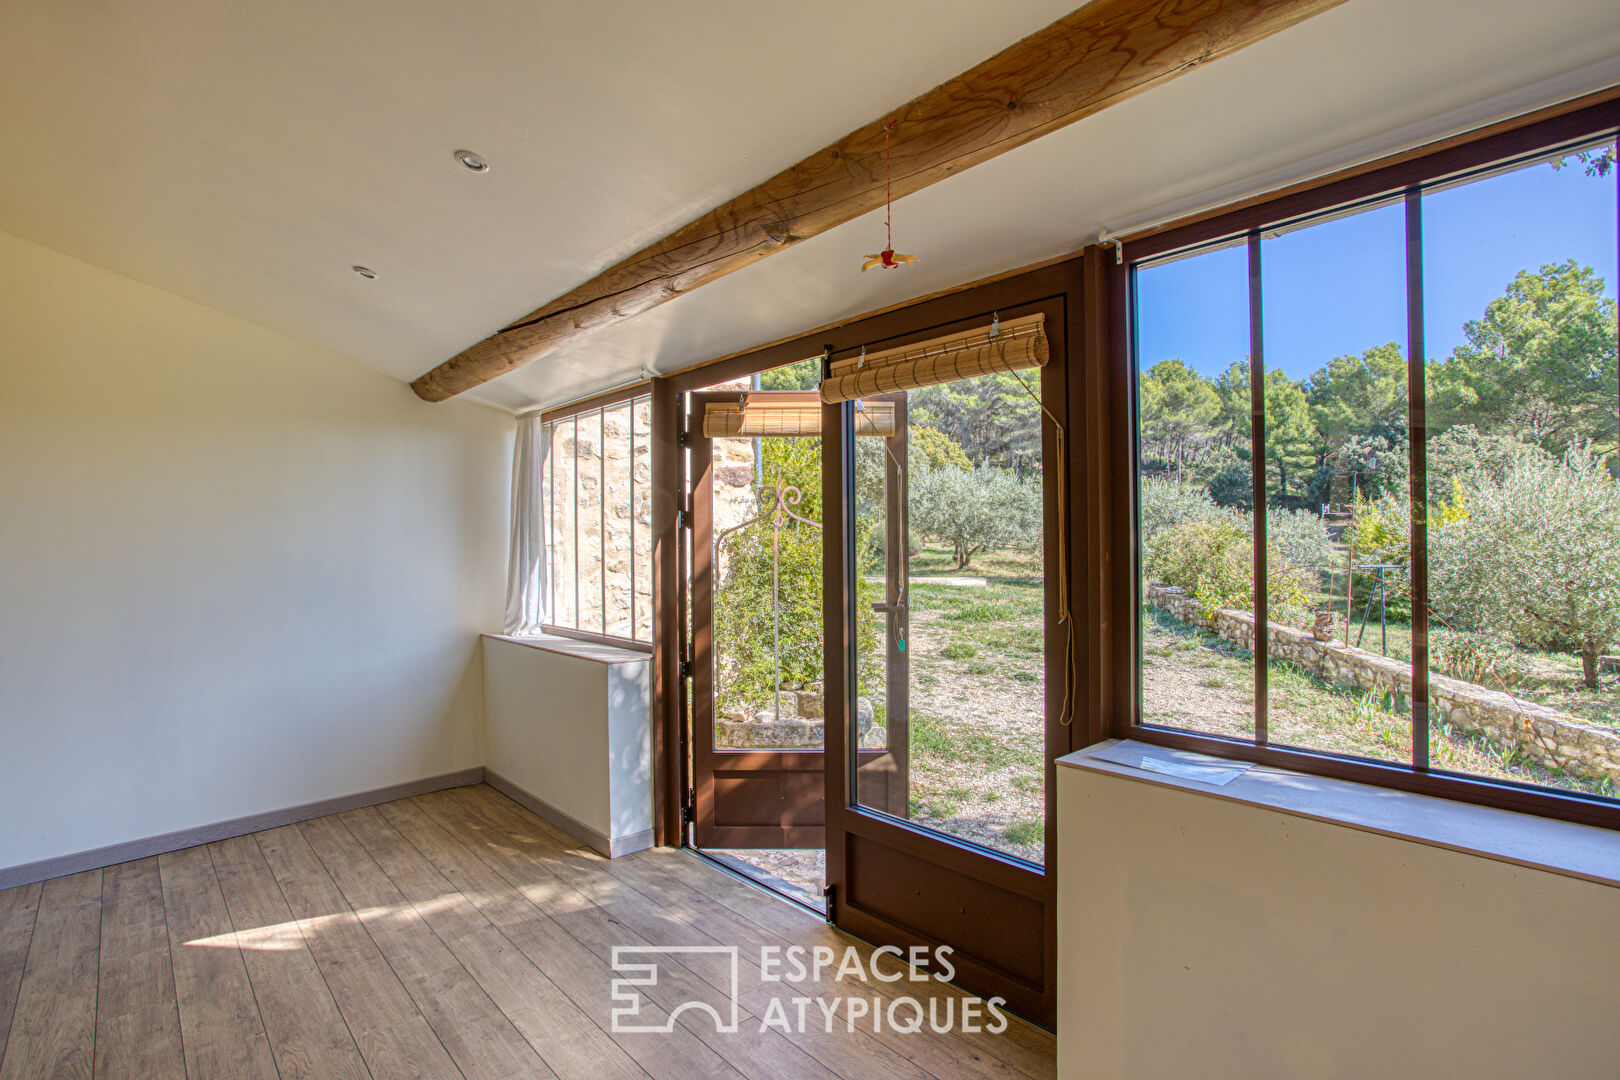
[0,784,1056,1080]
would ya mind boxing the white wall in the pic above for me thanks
[0,230,512,870]
[1057,756,1620,1079]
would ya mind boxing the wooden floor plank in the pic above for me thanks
[435,790,931,1080]
[365,799,762,1080]
[455,785,1057,1080]
[0,870,101,1080]
[425,788,947,1080]
[635,846,1058,1080]
[348,803,673,1080]
[5,783,1056,1080]
[207,835,370,1080]
[0,883,42,1061]
[158,846,280,1080]
[92,858,184,1080]
[254,823,464,1080]
[296,814,559,1080]
[397,794,835,1080]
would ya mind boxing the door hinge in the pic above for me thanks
[679,658,692,678]
[682,788,695,825]
[678,430,691,447]
[823,883,835,923]
[676,508,688,530]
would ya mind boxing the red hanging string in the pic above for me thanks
[884,122,894,253]
[862,121,915,271]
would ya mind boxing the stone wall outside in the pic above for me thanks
[1145,584,1620,783]
[545,400,654,638]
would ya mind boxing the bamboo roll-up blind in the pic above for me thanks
[702,394,896,438]
[820,313,1048,403]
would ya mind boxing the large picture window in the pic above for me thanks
[540,393,653,645]
[1132,114,1620,819]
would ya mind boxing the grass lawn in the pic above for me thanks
[1143,604,1618,800]
[865,541,1618,870]
[1302,545,1619,730]
[889,545,1048,864]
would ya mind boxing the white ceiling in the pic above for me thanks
[3,0,1619,413]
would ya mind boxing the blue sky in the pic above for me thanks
[1135,156,1618,384]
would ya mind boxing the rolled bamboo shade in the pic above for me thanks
[702,393,896,438]
[820,313,1048,403]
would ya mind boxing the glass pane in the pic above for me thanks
[603,403,634,639]
[1135,243,1258,741]
[578,414,606,636]
[1422,143,1620,799]
[712,434,825,751]
[1262,201,1409,764]
[855,373,1048,865]
[632,396,653,642]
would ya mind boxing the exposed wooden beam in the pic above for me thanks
[412,0,1347,402]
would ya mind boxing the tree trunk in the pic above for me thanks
[1582,640,1600,690]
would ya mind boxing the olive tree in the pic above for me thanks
[1139,477,1232,563]
[1430,447,1620,688]
[909,465,1040,569]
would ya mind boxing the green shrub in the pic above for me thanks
[1206,464,1253,510]
[1266,506,1333,570]
[909,425,972,471]
[1139,477,1235,563]
[713,438,881,715]
[1431,631,1530,690]
[1148,518,1312,624]
[1430,445,1620,688]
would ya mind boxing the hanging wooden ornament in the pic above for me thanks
[861,123,917,272]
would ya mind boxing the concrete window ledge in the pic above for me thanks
[1055,739,1620,1080]
[486,632,651,664]
[1060,739,1620,888]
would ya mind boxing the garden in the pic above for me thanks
[710,365,1052,864]
[1138,255,1620,797]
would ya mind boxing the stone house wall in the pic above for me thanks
[1145,584,1620,783]
[545,400,654,638]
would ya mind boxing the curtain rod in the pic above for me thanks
[520,370,656,420]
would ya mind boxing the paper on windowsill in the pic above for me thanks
[1091,742,1256,787]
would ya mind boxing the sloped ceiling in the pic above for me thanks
[2,0,1618,412]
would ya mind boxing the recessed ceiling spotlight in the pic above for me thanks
[453,149,490,173]
[352,265,377,279]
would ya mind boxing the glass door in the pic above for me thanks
[685,391,905,907]
[822,307,1061,1027]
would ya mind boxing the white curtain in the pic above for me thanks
[502,412,549,634]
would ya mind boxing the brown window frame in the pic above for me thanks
[1114,91,1620,831]
[536,384,655,652]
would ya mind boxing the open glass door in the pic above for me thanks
[686,390,905,907]
[824,309,1060,1026]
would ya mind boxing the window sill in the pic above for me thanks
[1059,739,1620,889]
[484,632,651,665]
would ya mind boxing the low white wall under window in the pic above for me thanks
[1057,741,1620,1079]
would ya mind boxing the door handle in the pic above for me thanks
[871,584,906,614]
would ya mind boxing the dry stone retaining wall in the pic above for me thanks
[1145,584,1620,783]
